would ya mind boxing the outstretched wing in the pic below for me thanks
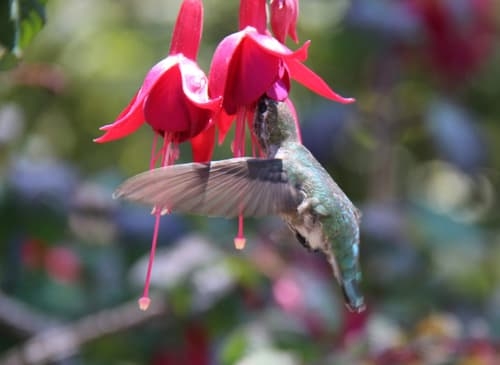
[113,157,301,217]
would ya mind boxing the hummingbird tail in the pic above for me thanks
[341,278,366,313]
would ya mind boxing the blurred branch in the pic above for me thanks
[0,295,167,365]
[0,291,59,338]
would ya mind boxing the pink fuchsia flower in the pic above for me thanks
[94,0,220,163]
[270,0,299,43]
[209,1,354,143]
[95,0,220,311]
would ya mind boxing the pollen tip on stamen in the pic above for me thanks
[151,207,158,215]
[160,208,169,216]
[138,296,151,311]
[234,236,246,250]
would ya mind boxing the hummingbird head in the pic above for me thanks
[254,96,300,155]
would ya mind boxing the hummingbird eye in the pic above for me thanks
[257,96,268,114]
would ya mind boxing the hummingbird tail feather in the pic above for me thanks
[341,279,365,313]
[324,250,365,313]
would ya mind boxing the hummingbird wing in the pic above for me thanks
[113,157,301,218]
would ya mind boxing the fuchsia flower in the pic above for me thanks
[95,0,220,163]
[95,0,220,310]
[209,0,354,142]
[208,0,354,248]
[270,0,299,43]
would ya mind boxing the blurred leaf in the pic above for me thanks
[0,0,48,68]
[225,256,262,287]
[169,285,193,317]
[220,330,247,365]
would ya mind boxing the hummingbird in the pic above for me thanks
[114,96,365,312]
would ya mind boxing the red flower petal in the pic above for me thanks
[94,58,180,143]
[141,57,179,98]
[185,106,214,141]
[239,0,267,33]
[209,29,309,116]
[208,31,246,98]
[144,58,218,142]
[266,64,290,101]
[179,59,221,111]
[286,58,355,104]
[94,92,145,142]
[223,37,281,114]
[190,123,215,162]
[247,31,309,61]
[270,0,299,43]
[169,0,203,60]
[144,66,191,136]
[214,109,235,144]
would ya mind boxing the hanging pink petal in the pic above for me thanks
[141,57,179,98]
[94,92,145,142]
[208,31,246,98]
[94,58,179,143]
[223,39,281,114]
[266,79,289,101]
[266,65,290,101]
[286,58,355,104]
[247,31,309,61]
[144,66,191,135]
[190,123,215,162]
[179,59,221,111]
[270,0,299,43]
[169,0,203,59]
[238,0,267,32]
[214,109,235,144]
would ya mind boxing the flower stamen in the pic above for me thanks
[140,135,181,310]
[139,209,162,311]
[234,214,246,250]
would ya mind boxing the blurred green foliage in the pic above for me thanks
[0,0,48,68]
[1,0,500,364]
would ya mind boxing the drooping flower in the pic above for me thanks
[95,0,220,310]
[95,0,220,163]
[208,0,354,249]
[270,0,299,43]
[209,0,354,143]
